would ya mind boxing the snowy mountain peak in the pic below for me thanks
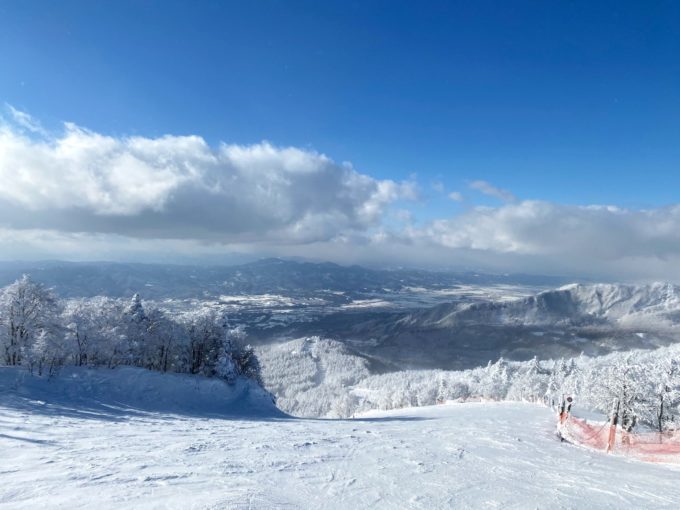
[545,282,680,322]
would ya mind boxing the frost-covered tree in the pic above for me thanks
[507,356,547,402]
[0,278,270,395]
[0,275,60,366]
[479,357,510,400]
[234,343,262,384]
[62,297,124,367]
[449,381,471,401]
[436,375,449,403]
[144,307,181,372]
[591,355,646,432]
[639,357,680,432]
[545,358,569,407]
[62,300,91,367]
[560,357,583,403]
[332,392,359,418]
[178,310,262,384]
[122,293,149,366]
[27,329,67,376]
[183,309,225,375]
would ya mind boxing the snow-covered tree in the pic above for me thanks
[178,310,263,384]
[639,357,680,432]
[436,375,449,403]
[0,275,60,366]
[27,329,67,377]
[479,357,510,400]
[591,355,646,432]
[545,358,569,407]
[182,309,225,375]
[122,293,149,366]
[143,307,181,372]
[507,356,547,402]
[234,343,262,384]
[62,297,124,367]
[332,392,359,418]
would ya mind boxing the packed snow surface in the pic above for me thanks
[2,368,679,509]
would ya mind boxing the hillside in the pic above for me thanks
[402,282,680,329]
[0,366,281,418]
[337,283,680,369]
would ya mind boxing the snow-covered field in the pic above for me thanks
[1,369,679,509]
[154,283,542,331]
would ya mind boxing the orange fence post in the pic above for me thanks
[606,423,617,453]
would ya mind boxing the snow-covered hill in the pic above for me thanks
[256,337,372,417]
[1,374,678,509]
[0,366,281,418]
[402,282,680,329]
[335,283,680,369]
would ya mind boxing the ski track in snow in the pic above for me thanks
[2,399,680,509]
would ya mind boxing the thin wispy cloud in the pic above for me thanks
[468,180,516,202]
[4,104,48,136]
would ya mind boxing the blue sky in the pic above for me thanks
[1,1,679,278]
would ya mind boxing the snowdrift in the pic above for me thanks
[0,366,283,419]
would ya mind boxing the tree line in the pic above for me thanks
[0,275,261,384]
[356,352,680,432]
[256,336,680,432]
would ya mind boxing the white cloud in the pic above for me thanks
[202,200,680,280]
[5,108,680,281]
[0,112,415,244]
[420,200,680,258]
[468,180,516,202]
[5,104,48,136]
[377,200,680,279]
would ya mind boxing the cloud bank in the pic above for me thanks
[0,117,415,243]
[2,107,680,281]
[424,201,680,259]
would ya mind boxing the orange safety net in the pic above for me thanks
[559,415,680,464]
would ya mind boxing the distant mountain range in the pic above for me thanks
[398,282,680,329]
[329,283,680,370]
[9,258,679,371]
[0,258,572,299]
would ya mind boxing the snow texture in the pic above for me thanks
[1,366,679,509]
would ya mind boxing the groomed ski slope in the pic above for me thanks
[1,368,679,509]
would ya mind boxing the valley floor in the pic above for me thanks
[2,398,680,509]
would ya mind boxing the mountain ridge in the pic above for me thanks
[0,258,573,299]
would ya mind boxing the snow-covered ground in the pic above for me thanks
[1,369,679,509]
[153,283,542,332]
